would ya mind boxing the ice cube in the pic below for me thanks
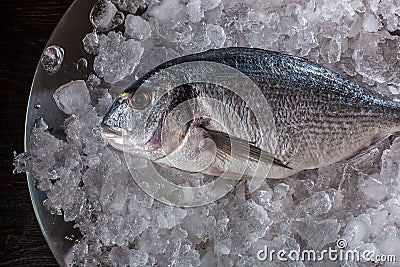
[90,0,124,32]
[86,73,102,89]
[125,15,152,41]
[207,24,226,48]
[13,152,31,174]
[187,0,204,23]
[95,90,113,116]
[295,219,341,248]
[342,216,370,245]
[136,47,167,76]
[148,0,183,22]
[34,117,49,132]
[53,80,91,115]
[83,31,100,55]
[252,185,273,207]
[200,251,217,267]
[359,174,388,202]
[362,13,382,33]
[327,37,342,63]
[109,246,132,267]
[40,45,64,75]
[62,189,86,222]
[201,0,221,11]
[181,207,216,242]
[380,138,400,183]
[109,185,128,213]
[214,238,231,255]
[130,249,149,266]
[226,199,271,254]
[295,191,333,217]
[273,183,290,200]
[112,0,137,14]
[165,48,180,60]
[94,31,144,84]
[156,206,187,229]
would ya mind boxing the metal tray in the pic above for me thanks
[25,0,95,265]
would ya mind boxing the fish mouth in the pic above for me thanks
[101,124,122,136]
[100,124,123,143]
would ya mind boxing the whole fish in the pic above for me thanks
[101,47,400,179]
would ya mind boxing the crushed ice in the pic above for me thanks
[15,0,400,266]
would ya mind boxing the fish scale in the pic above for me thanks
[102,47,400,179]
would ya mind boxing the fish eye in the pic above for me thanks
[129,91,152,110]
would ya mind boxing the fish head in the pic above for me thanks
[101,80,279,179]
[101,83,196,161]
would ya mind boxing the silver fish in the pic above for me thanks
[101,47,400,179]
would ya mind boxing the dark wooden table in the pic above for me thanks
[0,1,73,266]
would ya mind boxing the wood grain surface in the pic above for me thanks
[0,1,73,266]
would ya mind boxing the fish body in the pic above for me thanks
[101,47,400,179]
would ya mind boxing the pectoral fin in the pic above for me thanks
[204,128,291,170]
